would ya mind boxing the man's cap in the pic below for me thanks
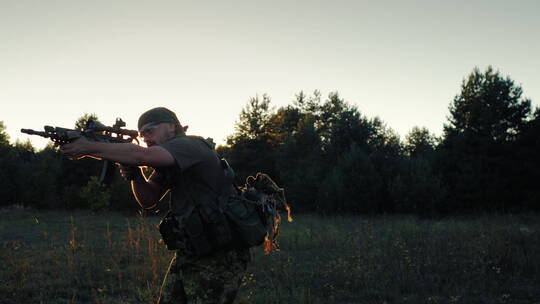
[138,107,185,135]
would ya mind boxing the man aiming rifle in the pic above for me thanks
[60,107,250,304]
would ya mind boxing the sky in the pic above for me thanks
[1,0,539,150]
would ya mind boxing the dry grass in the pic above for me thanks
[1,208,540,303]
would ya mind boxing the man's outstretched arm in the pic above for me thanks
[61,139,175,208]
[61,139,175,167]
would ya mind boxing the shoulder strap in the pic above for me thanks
[187,135,216,150]
[185,135,236,209]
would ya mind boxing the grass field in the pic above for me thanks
[1,207,539,304]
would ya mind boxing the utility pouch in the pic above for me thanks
[225,195,267,247]
[183,208,215,256]
[158,212,187,251]
[159,203,235,256]
[198,202,233,248]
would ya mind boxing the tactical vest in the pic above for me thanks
[158,137,291,256]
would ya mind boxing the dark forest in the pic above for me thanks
[1,66,538,216]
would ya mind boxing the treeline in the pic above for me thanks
[0,116,135,212]
[220,66,540,215]
[1,66,539,215]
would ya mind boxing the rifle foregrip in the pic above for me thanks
[99,160,117,186]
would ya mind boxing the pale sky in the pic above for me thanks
[1,0,538,149]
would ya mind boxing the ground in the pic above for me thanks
[1,207,539,303]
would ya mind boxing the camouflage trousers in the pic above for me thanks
[157,247,250,304]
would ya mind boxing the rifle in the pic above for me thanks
[21,118,139,185]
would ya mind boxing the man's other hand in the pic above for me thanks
[118,164,143,181]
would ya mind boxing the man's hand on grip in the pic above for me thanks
[118,164,143,181]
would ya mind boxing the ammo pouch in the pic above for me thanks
[158,212,184,251]
[159,202,233,256]
[224,194,268,247]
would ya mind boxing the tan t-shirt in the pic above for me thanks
[149,136,225,214]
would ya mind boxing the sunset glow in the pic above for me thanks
[1,1,538,150]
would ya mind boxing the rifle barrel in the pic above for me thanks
[21,129,49,137]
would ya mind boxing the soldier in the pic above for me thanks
[61,107,250,304]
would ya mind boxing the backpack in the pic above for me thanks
[222,163,293,254]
